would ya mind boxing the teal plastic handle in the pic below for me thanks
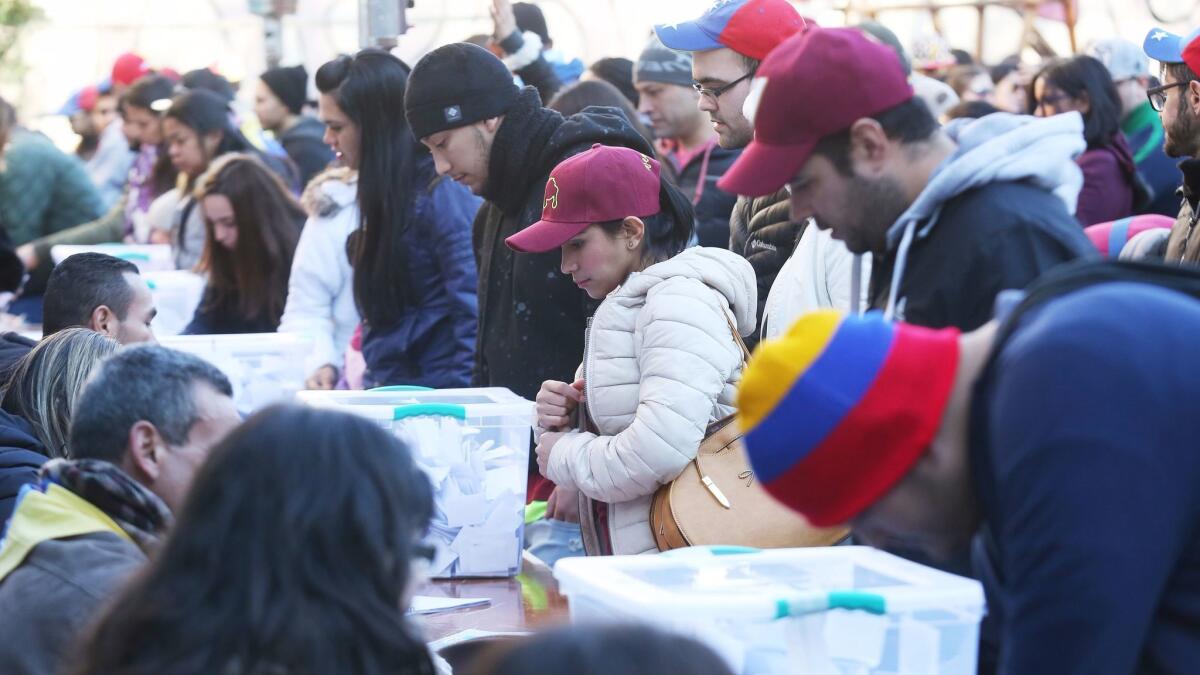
[371,385,435,392]
[392,403,466,421]
[662,545,760,558]
[115,252,152,262]
[773,591,888,619]
[828,591,887,615]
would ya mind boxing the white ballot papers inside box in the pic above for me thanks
[297,387,533,578]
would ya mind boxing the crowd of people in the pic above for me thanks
[0,0,1198,672]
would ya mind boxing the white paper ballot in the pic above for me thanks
[443,484,489,528]
[408,595,491,615]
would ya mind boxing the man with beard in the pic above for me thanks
[655,0,814,343]
[1144,27,1200,265]
[720,27,1095,332]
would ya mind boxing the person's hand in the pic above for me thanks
[305,364,338,390]
[536,378,584,431]
[15,244,36,272]
[490,0,517,43]
[535,431,564,478]
[546,485,580,523]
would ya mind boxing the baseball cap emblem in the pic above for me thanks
[544,177,560,210]
[640,154,653,171]
[443,105,463,123]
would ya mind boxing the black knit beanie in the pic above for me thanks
[405,42,520,141]
[261,64,308,115]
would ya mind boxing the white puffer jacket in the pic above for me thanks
[279,170,361,375]
[546,247,757,555]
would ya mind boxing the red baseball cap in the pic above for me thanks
[654,0,810,61]
[718,27,914,198]
[506,144,662,254]
[111,52,150,86]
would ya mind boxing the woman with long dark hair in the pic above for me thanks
[515,144,755,557]
[154,89,298,270]
[183,154,304,334]
[64,405,436,675]
[1032,55,1148,225]
[313,50,480,388]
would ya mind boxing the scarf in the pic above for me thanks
[40,458,173,553]
[481,87,564,215]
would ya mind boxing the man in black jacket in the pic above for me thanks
[405,43,654,402]
[721,27,1095,333]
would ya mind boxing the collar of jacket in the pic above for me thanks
[1178,157,1200,208]
[482,87,564,215]
[0,483,131,583]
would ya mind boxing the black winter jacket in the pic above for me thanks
[473,88,656,400]
[0,408,48,524]
[728,188,805,348]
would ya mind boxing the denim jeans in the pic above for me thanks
[524,517,585,567]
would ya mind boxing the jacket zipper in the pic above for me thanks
[576,316,607,556]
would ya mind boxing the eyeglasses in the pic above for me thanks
[1148,81,1189,112]
[692,71,754,101]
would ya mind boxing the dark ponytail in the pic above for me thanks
[600,178,694,262]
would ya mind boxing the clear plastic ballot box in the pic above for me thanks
[161,333,311,414]
[555,546,985,675]
[296,387,534,579]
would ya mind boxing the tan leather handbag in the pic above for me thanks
[648,313,849,551]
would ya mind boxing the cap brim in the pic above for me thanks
[654,21,723,52]
[505,219,590,253]
[718,137,816,198]
[1144,28,1184,63]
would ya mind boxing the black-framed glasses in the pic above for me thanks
[692,71,754,101]
[1148,81,1189,112]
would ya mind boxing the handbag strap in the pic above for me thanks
[721,307,751,366]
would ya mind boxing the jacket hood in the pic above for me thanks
[483,86,656,215]
[617,247,758,336]
[879,112,1085,318]
[540,106,655,175]
[886,112,1086,250]
[300,168,357,218]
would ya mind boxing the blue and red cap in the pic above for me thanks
[737,311,959,528]
[654,0,810,61]
[1144,26,1200,74]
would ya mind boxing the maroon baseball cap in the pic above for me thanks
[506,144,662,254]
[718,27,914,198]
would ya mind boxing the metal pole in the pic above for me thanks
[359,0,412,50]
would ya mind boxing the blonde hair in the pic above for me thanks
[1,328,121,457]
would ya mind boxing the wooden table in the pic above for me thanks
[417,552,570,643]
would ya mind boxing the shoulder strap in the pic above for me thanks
[721,307,751,366]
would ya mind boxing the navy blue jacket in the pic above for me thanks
[361,156,481,389]
[970,282,1200,674]
[0,409,48,525]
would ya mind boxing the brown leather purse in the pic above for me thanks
[648,314,849,551]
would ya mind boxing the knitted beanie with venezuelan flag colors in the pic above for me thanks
[737,311,960,527]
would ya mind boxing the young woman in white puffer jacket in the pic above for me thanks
[508,144,757,556]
